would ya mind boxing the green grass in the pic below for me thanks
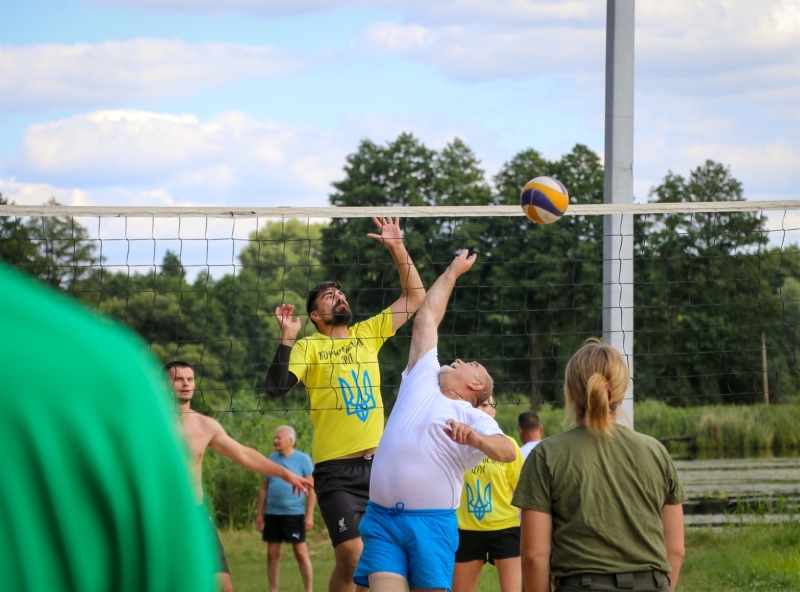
[218,527,335,592]
[220,520,800,591]
[681,521,800,591]
[219,526,503,592]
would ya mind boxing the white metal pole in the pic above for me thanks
[603,0,636,428]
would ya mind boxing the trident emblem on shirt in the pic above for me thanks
[466,479,493,520]
[339,369,376,422]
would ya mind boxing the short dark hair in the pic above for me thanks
[163,360,194,373]
[518,411,541,432]
[306,281,342,316]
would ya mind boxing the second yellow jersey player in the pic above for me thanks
[453,397,525,592]
[456,434,524,531]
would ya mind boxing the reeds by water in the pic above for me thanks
[496,400,800,453]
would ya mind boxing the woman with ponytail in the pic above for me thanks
[512,339,686,592]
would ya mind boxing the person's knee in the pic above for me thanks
[334,537,362,572]
[338,556,358,576]
[292,544,310,561]
[267,545,282,561]
[217,573,233,592]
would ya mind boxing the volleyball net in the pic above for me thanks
[1,202,798,414]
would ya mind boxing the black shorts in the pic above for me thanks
[313,455,372,548]
[262,514,307,544]
[455,527,521,564]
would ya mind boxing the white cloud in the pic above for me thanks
[0,178,89,206]
[0,39,311,112]
[355,0,799,211]
[8,110,346,200]
[0,178,205,209]
[766,210,800,245]
[87,0,604,24]
[401,0,604,28]
[362,22,605,81]
[633,80,800,205]
[358,0,799,97]
[681,139,799,191]
[2,108,503,207]
[636,1,799,93]
[85,0,356,16]
[635,134,800,200]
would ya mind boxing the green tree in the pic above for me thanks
[212,219,326,409]
[0,196,100,291]
[0,195,41,268]
[161,250,183,277]
[324,137,607,409]
[83,221,325,412]
[487,144,605,407]
[323,134,494,408]
[634,161,785,404]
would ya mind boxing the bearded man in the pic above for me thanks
[265,217,425,592]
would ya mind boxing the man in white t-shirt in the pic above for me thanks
[518,411,544,460]
[353,250,517,592]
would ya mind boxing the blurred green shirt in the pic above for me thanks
[512,424,686,577]
[0,262,216,591]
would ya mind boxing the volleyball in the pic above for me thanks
[520,176,569,224]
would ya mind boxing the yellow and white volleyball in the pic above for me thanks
[519,176,569,224]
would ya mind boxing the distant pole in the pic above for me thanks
[762,329,770,405]
[603,0,635,428]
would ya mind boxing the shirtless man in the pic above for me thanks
[166,361,313,592]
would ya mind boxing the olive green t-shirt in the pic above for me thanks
[0,262,216,591]
[512,425,686,577]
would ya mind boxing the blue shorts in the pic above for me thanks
[354,501,459,590]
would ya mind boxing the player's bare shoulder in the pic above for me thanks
[179,411,222,456]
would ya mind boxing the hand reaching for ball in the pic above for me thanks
[447,249,477,278]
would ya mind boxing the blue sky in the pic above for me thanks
[1,0,798,216]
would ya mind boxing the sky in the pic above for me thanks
[1,0,799,213]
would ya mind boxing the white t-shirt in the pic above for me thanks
[520,440,540,460]
[370,348,504,510]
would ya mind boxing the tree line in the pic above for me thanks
[3,135,799,413]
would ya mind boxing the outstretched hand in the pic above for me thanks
[444,419,478,446]
[284,473,314,497]
[447,249,477,278]
[367,217,404,250]
[274,304,301,339]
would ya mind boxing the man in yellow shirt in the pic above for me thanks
[453,396,525,592]
[265,217,424,592]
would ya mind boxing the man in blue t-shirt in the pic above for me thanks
[255,426,316,592]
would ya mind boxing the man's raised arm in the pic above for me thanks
[264,304,301,397]
[407,250,477,371]
[367,217,426,332]
[208,422,312,495]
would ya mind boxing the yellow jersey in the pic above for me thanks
[288,309,395,463]
[456,435,523,531]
